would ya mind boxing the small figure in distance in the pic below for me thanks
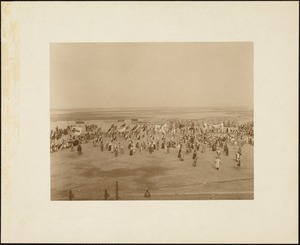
[237,158,241,168]
[144,188,151,198]
[224,143,229,156]
[236,152,241,168]
[235,151,240,162]
[104,189,110,200]
[238,145,242,156]
[114,145,119,157]
[215,156,221,170]
[192,149,198,167]
[77,144,82,155]
[129,146,133,156]
[193,155,198,167]
[216,148,221,157]
[178,147,182,159]
[69,190,75,201]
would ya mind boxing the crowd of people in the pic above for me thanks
[51,119,254,169]
[50,124,99,153]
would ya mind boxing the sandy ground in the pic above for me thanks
[51,136,254,200]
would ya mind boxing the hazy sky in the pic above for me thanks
[50,42,253,109]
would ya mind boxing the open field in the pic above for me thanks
[51,137,253,200]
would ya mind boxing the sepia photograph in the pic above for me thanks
[2,1,298,243]
[50,42,254,201]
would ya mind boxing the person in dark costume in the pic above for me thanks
[144,188,151,198]
[114,145,119,157]
[69,190,75,200]
[238,145,242,156]
[237,157,241,168]
[149,144,153,154]
[224,144,229,156]
[192,149,197,160]
[104,189,110,200]
[77,144,82,155]
[178,148,182,159]
[129,146,133,156]
[193,156,198,167]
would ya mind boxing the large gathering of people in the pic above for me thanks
[51,119,254,169]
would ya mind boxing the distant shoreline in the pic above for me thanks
[50,107,253,126]
[51,106,254,111]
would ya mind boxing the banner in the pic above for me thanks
[227,127,239,133]
[134,125,141,133]
[160,123,167,133]
[142,124,148,131]
[106,124,116,134]
[212,123,224,132]
[155,125,161,132]
[130,124,138,132]
[118,124,127,133]
[71,126,82,136]
[118,123,126,130]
